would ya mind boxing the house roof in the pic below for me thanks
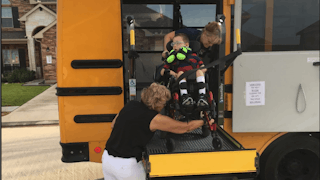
[1,31,27,44]
[33,20,57,39]
[19,4,56,21]
[1,31,26,39]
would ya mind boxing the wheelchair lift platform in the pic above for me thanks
[143,126,259,179]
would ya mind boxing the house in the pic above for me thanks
[1,0,57,83]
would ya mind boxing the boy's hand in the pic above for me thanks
[162,50,169,58]
[200,65,207,73]
[170,70,177,78]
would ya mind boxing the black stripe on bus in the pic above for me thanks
[71,59,122,69]
[56,87,122,96]
[74,114,116,123]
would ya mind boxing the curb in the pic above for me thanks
[1,106,20,112]
[2,120,59,127]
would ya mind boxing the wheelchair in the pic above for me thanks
[153,41,222,152]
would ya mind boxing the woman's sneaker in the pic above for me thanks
[181,94,194,108]
[197,94,209,110]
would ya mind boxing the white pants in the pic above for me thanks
[101,149,146,180]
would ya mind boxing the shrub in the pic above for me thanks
[1,77,5,82]
[6,69,20,83]
[2,69,36,83]
[1,72,10,82]
[28,70,36,81]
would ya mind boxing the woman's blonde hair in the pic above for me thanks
[204,21,222,44]
[141,83,171,111]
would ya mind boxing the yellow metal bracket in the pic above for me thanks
[228,0,235,5]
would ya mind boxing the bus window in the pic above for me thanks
[180,4,216,27]
[121,3,219,102]
[122,4,174,102]
[241,0,319,52]
[122,4,173,28]
[122,29,172,51]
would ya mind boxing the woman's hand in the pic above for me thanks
[208,119,215,125]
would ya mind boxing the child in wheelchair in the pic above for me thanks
[160,33,209,110]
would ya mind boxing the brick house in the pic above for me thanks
[1,0,57,83]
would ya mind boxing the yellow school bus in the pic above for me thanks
[57,0,319,179]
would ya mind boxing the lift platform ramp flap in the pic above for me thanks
[233,51,319,132]
[144,129,258,178]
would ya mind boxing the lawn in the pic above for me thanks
[1,83,50,106]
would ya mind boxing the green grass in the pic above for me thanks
[1,83,50,106]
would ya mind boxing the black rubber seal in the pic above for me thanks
[225,84,232,93]
[74,114,116,123]
[56,87,122,96]
[60,142,89,163]
[71,59,122,69]
[224,111,232,118]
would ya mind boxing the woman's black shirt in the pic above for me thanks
[105,100,158,162]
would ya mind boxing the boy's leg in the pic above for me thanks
[196,70,209,109]
[178,71,193,107]
[178,71,188,95]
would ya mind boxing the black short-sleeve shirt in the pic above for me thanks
[105,101,158,162]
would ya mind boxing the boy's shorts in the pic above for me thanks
[176,65,194,73]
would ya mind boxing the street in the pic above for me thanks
[2,125,104,180]
[2,125,254,180]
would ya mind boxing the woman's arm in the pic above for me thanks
[111,113,119,129]
[149,114,213,134]
[162,31,176,58]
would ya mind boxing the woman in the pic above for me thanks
[162,21,222,59]
[102,83,214,180]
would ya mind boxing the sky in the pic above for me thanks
[147,4,216,27]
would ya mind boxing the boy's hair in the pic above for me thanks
[174,33,190,43]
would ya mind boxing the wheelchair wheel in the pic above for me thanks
[201,125,210,137]
[166,138,175,152]
[212,137,222,150]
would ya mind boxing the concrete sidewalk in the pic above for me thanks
[1,84,59,127]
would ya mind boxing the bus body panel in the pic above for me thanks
[57,0,124,147]
[233,51,319,132]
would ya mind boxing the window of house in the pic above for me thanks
[1,7,13,27]
[1,0,11,4]
[2,49,20,65]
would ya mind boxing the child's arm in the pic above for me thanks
[161,68,177,77]
[160,68,166,76]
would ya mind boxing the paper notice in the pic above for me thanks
[246,81,265,106]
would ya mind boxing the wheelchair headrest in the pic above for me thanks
[166,40,201,54]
